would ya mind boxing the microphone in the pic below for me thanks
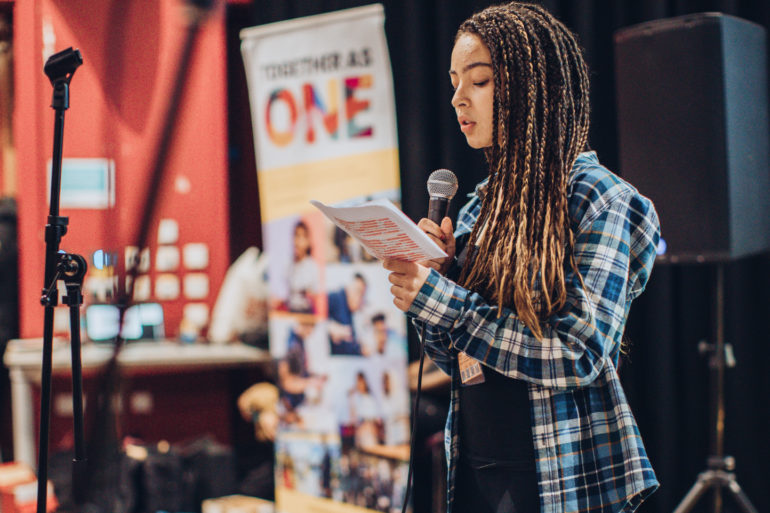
[427,169,458,224]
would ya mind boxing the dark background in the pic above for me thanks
[236,1,770,513]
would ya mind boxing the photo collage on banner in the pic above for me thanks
[241,6,411,512]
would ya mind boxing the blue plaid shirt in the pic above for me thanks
[407,152,660,513]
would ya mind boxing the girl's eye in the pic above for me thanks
[474,79,490,87]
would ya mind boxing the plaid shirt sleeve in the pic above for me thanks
[410,184,483,376]
[406,177,660,390]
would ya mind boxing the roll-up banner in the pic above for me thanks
[241,5,410,512]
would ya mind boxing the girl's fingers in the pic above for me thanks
[421,260,441,271]
[393,296,409,312]
[417,218,444,240]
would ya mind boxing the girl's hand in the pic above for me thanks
[383,259,431,312]
[417,217,455,275]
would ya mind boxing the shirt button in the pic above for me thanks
[538,439,547,449]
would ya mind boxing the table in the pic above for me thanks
[4,339,271,469]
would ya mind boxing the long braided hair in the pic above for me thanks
[457,2,590,340]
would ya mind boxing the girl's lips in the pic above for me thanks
[460,121,476,134]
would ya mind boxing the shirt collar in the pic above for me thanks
[472,151,598,198]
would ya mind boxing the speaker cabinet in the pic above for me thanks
[615,13,770,262]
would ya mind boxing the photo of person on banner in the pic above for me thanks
[380,370,409,446]
[277,319,327,426]
[274,434,341,498]
[348,371,382,449]
[337,449,408,512]
[327,272,367,355]
[286,220,321,313]
[362,312,406,360]
[271,218,323,315]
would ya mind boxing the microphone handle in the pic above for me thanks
[427,197,449,225]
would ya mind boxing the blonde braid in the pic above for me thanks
[456,2,591,339]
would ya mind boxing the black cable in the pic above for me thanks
[103,0,212,406]
[401,322,427,513]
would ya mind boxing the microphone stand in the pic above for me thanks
[672,263,757,513]
[37,47,86,513]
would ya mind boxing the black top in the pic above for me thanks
[454,231,536,470]
[458,362,535,470]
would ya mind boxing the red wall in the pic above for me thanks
[14,0,230,339]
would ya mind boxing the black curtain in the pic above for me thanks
[227,2,770,512]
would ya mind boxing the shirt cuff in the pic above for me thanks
[406,268,468,329]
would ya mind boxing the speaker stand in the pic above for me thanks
[672,264,757,513]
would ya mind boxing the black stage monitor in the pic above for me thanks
[615,13,770,262]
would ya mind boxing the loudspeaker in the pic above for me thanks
[615,13,770,262]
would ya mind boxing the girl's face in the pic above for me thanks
[293,225,311,259]
[450,33,495,149]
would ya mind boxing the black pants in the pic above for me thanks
[453,457,540,513]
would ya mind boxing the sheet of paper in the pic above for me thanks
[311,199,447,262]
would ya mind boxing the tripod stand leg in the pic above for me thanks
[673,473,712,513]
[36,306,56,513]
[69,300,88,506]
[63,261,88,507]
[726,478,759,513]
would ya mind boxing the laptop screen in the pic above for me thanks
[85,303,165,342]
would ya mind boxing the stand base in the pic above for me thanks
[673,462,758,513]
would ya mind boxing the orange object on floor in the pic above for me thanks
[0,462,58,513]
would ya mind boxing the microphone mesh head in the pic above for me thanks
[427,169,458,199]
